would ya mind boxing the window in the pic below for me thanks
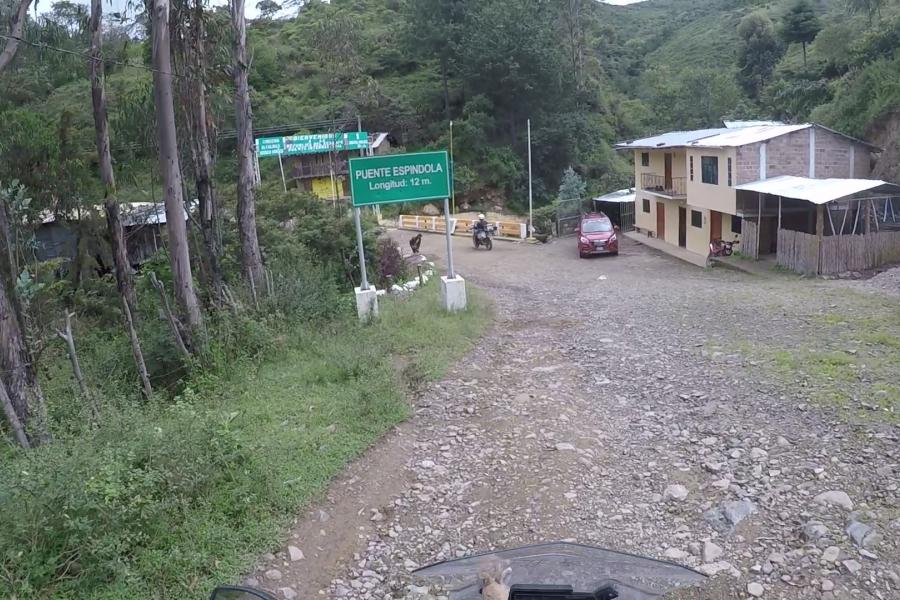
[701,156,719,185]
[641,152,650,167]
[727,157,733,187]
[731,215,742,234]
[689,156,694,181]
[642,198,651,213]
[582,219,613,233]
[691,210,703,228]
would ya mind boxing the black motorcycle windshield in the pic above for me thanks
[412,542,706,600]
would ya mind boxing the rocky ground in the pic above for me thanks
[851,265,900,299]
[248,235,899,600]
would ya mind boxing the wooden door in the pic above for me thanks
[656,202,665,240]
[710,210,722,242]
[664,153,673,190]
[678,206,687,247]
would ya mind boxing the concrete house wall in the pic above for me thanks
[686,147,737,214]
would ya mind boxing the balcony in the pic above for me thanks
[292,159,348,180]
[641,173,686,198]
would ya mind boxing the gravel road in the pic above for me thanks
[250,234,899,600]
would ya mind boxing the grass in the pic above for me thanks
[0,281,490,599]
[757,297,900,423]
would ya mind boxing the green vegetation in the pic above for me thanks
[0,278,489,598]
[759,297,900,423]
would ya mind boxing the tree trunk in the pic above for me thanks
[0,0,32,72]
[150,0,203,337]
[0,375,30,448]
[185,0,224,302]
[89,0,138,315]
[0,199,49,446]
[231,0,265,288]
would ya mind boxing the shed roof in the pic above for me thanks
[736,176,900,204]
[593,188,635,203]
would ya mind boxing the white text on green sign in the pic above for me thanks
[349,151,450,207]
[255,132,369,158]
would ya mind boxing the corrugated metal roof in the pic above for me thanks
[723,120,785,128]
[614,128,732,150]
[593,188,635,203]
[689,124,810,147]
[736,176,900,204]
[616,123,878,151]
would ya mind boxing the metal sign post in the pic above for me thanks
[277,153,287,192]
[354,207,369,291]
[348,150,466,314]
[443,197,455,279]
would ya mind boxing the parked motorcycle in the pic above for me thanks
[210,542,706,600]
[709,238,739,257]
[472,225,496,250]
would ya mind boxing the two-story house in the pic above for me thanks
[616,123,877,260]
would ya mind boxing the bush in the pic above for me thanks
[374,237,408,289]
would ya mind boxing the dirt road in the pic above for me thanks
[251,235,899,600]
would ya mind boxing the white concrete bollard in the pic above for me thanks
[354,286,379,322]
[440,276,467,312]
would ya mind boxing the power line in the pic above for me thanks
[0,32,189,79]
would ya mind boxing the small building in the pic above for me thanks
[615,123,900,273]
[33,202,188,268]
[592,188,636,232]
[286,132,393,200]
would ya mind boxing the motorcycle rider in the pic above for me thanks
[473,213,488,233]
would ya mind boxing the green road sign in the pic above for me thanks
[349,151,450,207]
[255,132,369,158]
[257,137,285,158]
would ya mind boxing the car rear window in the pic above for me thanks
[582,220,612,233]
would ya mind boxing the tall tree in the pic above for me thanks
[844,0,885,22]
[1,0,50,447]
[0,0,31,71]
[0,191,49,447]
[782,0,821,68]
[404,0,466,122]
[231,0,264,289]
[736,12,783,100]
[150,0,203,334]
[89,0,152,396]
[560,0,588,96]
[174,0,224,302]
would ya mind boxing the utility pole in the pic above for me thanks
[527,118,534,238]
[450,120,456,214]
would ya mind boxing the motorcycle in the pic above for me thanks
[709,238,739,257]
[209,542,706,600]
[472,224,496,251]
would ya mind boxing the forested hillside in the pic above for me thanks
[2,0,899,210]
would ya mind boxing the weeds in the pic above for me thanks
[0,280,489,599]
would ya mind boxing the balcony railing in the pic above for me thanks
[641,173,686,197]
[292,159,348,180]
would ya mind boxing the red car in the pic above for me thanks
[578,213,619,257]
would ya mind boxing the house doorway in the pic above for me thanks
[664,153,673,191]
[656,202,666,240]
[710,210,722,241]
[678,206,687,247]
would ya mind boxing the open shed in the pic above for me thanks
[592,188,636,232]
[734,176,900,275]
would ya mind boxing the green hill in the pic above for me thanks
[1,0,899,210]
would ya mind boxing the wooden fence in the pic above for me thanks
[742,220,759,259]
[776,229,900,275]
